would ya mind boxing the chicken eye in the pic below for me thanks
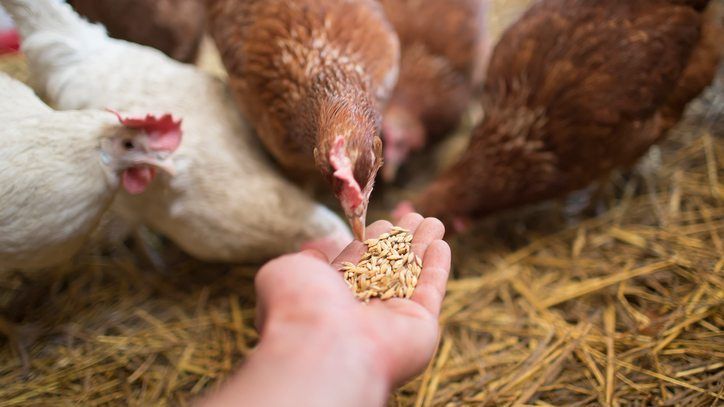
[123,140,135,150]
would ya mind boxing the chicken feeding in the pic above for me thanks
[379,0,489,181]
[206,0,400,240]
[0,73,180,270]
[2,0,353,262]
[401,0,721,227]
[66,0,205,63]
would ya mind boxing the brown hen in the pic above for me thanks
[68,0,205,62]
[407,0,721,226]
[206,0,399,239]
[379,0,489,181]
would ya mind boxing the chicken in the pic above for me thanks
[66,0,205,63]
[2,0,352,262]
[206,0,400,240]
[379,0,489,181]
[402,0,721,226]
[0,73,180,270]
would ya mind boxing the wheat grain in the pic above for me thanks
[341,227,423,302]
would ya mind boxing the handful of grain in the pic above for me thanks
[341,227,422,302]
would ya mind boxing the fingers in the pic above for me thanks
[255,252,328,314]
[410,217,445,260]
[396,212,424,234]
[256,252,333,295]
[403,217,447,316]
[300,249,329,262]
[332,215,443,272]
[300,228,352,260]
[366,219,396,240]
[332,219,392,268]
[410,240,451,317]
[254,252,341,333]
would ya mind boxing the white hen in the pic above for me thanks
[0,73,180,270]
[1,0,352,262]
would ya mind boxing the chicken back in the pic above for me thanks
[68,0,205,62]
[379,0,489,181]
[4,0,354,263]
[409,0,721,225]
[0,74,181,270]
[206,0,400,239]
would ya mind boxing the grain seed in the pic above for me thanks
[340,227,423,302]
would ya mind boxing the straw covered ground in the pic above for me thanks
[1,1,723,405]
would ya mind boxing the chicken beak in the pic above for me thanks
[348,212,366,241]
[128,153,177,176]
[152,158,177,176]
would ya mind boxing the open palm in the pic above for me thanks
[255,213,450,386]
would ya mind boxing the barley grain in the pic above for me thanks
[340,228,423,302]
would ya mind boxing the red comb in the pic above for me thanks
[0,29,19,55]
[329,136,363,209]
[108,109,183,152]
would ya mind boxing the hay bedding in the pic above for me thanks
[1,1,723,405]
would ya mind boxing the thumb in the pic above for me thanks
[300,249,329,263]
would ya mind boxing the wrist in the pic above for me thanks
[254,317,391,407]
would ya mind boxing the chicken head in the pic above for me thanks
[382,105,426,181]
[103,111,182,194]
[320,135,382,241]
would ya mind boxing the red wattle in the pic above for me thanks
[0,30,19,55]
[122,167,156,195]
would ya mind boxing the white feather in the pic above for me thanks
[0,74,120,270]
[2,0,352,262]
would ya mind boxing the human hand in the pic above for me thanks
[257,212,450,385]
[201,213,450,407]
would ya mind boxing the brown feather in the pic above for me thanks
[207,0,397,192]
[380,0,488,178]
[414,0,720,223]
[68,0,205,62]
